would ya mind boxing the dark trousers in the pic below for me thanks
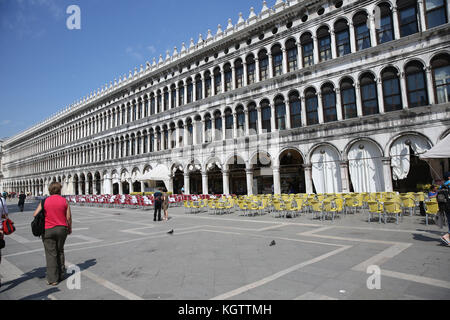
[18,203,24,212]
[154,203,162,221]
[42,226,68,283]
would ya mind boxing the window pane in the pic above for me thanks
[399,7,418,37]
[427,8,447,28]
[434,65,450,103]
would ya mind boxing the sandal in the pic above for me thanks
[47,281,59,286]
[440,237,450,246]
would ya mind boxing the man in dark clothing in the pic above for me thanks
[18,191,26,212]
[153,189,163,222]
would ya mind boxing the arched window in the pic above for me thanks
[377,3,394,44]
[289,91,302,128]
[286,39,298,72]
[126,137,130,157]
[259,50,269,80]
[340,78,357,119]
[214,68,222,94]
[156,129,161,151]
[246,55,256,85]
[163,128,169,149]
[261,100,271,133]
[214,111,222,140]
[170,85,176,109]
[224,64,232,92]
[425,0,448,28]
[301,33,314,67]
[132,103,137,121]
[235,59,244,88]
[305,88,319,125]
[275,96,286,130]
[431,53,450,104]
[127,106,131,123]
[186,119,193,145]
[335,19,351,57]
[236,106,245,137]
[322,84,337,122]
[360,73,379,115]
[150,94,156,114]
[381,67,403,111]
[398,0,419,37]
[353,12,371,50]
[164,89,169,111]
[195,75,202,101]
[317,26,332,62]
[204,72,212,98]
[144,99,148,117]
[405,61,429,107]
[272,44,283,76]
[137,134,141,155]
[143,132,148,153]
[225,109,233,139]
[248,103,258,134]
[178,82,185,106]
[157,91,162,113]
[204,114,212,142]
[186,79,193,103]
[149,130,155,152]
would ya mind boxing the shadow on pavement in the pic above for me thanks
[20,287,60,300]
[0,259,97,294]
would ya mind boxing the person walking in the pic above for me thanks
[32,182,72,286]
[0,193,9,288]
[18,191,26,212]
[162,189,169,221]
[153,188,163,222]
[439,173,450,246]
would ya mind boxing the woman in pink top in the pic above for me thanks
[33,182,72,286]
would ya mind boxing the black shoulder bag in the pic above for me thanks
[31,199,46,238]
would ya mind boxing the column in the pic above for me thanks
[231,66,236,90]
[300,96,307,127]
[119,181,123,195]
[335,88,343,121]
[257,107,263,134]
[193,80,197,102]
[400,72,409,109]
[202,171,209,195]
[273,166,281,195]
[244,110,250,136]
[376,77,385,114]
[339,161,350,193]
[212,117,217,141]
[330,29,337,59]
[246,168,254,196]
[222,170,230,195]
[85,181,89,195]
[349,22,356,53]
[369,14,377,46]
[297,43,304,69]
[417,0,427,32]
[140,181,145,193]
[392,6,401,40]
[243,62,248,87]
[184,173,190,195]
[270,104,276,131]
[129,179,134,193]
[222,115,227,140]
[193,120,198,145]
[221,69,226,93]
[355,83,363,117]
[176,126,181,148]
[184,83,188,105]
[382,158,393,192]
[282,48,288,74]
[161,130,166,150]
[210,68,216,96]
[233,114,238,138]
[304,164,314,194]
[268,53,274,78]
[425,66,436,105]
[184,125,189,146]
[255,58,261,82]
[317,92,325,124]
[203,119,208,144]
[167,175,174,194]
[312,36,319,65]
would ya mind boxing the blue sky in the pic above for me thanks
[0,0,267,139]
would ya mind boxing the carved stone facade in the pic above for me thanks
[2,0,450,196]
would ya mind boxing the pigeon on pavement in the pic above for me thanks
[168,230,174,235]
[270,240,276,246]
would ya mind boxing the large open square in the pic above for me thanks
[0,200,449,300]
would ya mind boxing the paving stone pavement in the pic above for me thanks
[0,200,449,300]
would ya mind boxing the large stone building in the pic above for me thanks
[2,0,450,196]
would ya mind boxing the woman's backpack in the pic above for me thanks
[437,185,450,212]
[31,199,46,237]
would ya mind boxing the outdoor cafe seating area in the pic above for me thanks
[67,191,441,225]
